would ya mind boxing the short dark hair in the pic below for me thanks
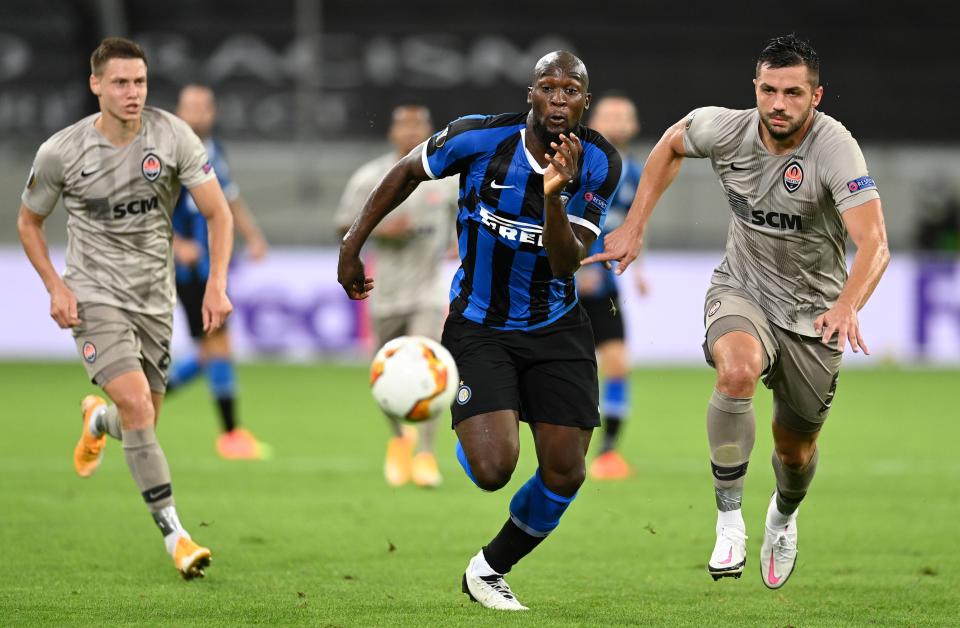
[90,37,148,76]
[756,34,819,87]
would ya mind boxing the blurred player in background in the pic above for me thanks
[336,105,458,488]
[165,84,271,460]
[580,94,648,480]
[339,51,621,611]
[585,34,890,588]
[16,38,233,579]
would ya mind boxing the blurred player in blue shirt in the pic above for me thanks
[578,95,649,480]
[167,85,270,460]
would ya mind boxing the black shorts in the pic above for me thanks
[175,272,227,340]
[441,304,599,429]
[580,294,625,345]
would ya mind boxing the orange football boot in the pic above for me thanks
[74,395,108,478]
[412,451,442,488]
[589,450,632,481]
[384,425,417,486]
[173,536,212,580]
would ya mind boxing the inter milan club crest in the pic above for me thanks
[141,153,162,182]
[782,161,803,193]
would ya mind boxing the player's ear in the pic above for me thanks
[812,85,824,107]
[527,86,532,105]
[584,93,592,110]
[89,74,100,97]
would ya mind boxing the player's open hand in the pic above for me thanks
[49,280,80,328]
[201,285,233,334]
[814,302,869,354]
[338,250,374,300]
[543,133,582,197]
[581,223,645,274]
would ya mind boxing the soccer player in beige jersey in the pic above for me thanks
[584,35,890,588]
[16,38,234,579]
[336,105,458,488]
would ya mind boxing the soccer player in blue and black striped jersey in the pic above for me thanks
[339,51,622,611]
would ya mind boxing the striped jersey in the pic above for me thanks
[422,112,622,330]
[684,107,880,336]
[172,137,239,283]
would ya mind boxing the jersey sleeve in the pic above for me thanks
[562,145,623,237]
[682,106,731,158]
[819,133,880,212]
[21,139,64,217]
[421,115,487,180]
[174,118,216,189]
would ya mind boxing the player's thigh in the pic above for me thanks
[454,410,521,477]
[132,310,174,394]
[175,278,207,341]
[530,422,592,471]
[73,303,144,389]
[767,326,842,433]
[441,313,520,428]
[372,313,410,348]
[518,308,600,429]
[703,286,777,373]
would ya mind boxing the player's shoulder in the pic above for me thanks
[37,112,99,158]
[143,106,195,138]
[688,106,755,128]
[810,111,859,148]
[442,112,525,141]
[578,125,621,169]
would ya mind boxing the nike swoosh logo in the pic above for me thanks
[767,554,781,584]
[730,164,751,171]
[80,169,99,177]
[719,547,733,565]
[490,181,515,190]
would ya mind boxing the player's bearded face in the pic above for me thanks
[755,65,821,141]
[528,73,589,148]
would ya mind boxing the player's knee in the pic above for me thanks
[114,390,155,430]
[716,362,760,397]
[471,459,515,492]
[775,446,814,471]
[540,463,586,497]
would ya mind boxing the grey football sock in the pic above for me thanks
[707,389,756,511]
[96,404,123,440]
[122,427,175,518]
[772,447,819,516]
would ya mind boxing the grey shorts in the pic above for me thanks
[72,303,173,393]
[373,308,446,347]
[702,285,842,433]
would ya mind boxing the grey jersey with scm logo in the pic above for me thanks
[683,107,881,336]
[22,107,215,315]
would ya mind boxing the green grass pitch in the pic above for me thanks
[1,362,957,626]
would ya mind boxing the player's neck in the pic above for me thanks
[758,110,815,155]
[94,111,142,148]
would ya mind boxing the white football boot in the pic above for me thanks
[461,550,529,611]
[760,493,799,589]
[708,521,747,580]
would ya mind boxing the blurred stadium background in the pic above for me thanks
[1,2,958,625]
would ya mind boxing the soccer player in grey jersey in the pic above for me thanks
[16,38,234,579]
[584,35,890,588]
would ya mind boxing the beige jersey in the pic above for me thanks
[336,152,458,317]
[22,107,215,315]
[683,107,881,336]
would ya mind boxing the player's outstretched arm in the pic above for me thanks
[813,198,890,354]
[582,118,688,274]
[338,144,431,300]
[189,178,234,333]
[17,203,80,328]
